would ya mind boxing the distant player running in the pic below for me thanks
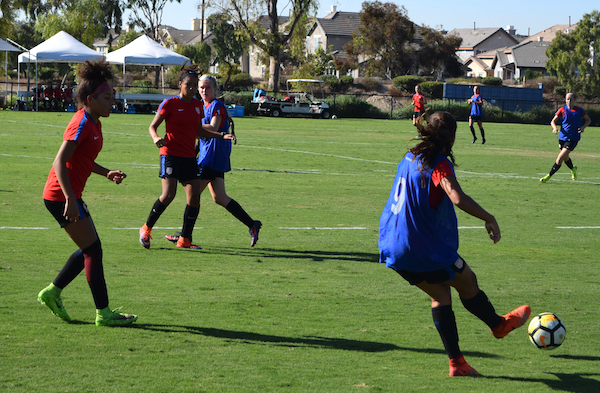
[379,112,530,377]
[412,84,426,126]
[38,59,137,326]
[468,86,485,144]
[540,92,591,183]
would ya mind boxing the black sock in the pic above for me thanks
[460,290,502,329]
[469,126,476,138]
[54,249,84,289]
[181,205,199,239]
[82,239,108,310]
[225,199,254,228]
[549,163,561,176]
[480,128,485,140]
[432,305,461,359]
[146,199,167,228]
[564,159,574,170]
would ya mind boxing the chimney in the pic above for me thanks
[506,25,516,35]
[474,22,476,30]
[538,37,543,42]
[191,18,201,31]
[331,5,337,13]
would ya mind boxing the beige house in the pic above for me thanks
[449,26,520,63]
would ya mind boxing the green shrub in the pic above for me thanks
[340,75,354,86]
[324,94,387,118]
[554,86,567,97]
[359,77,380,92]
[320,75,340,92]
[131,79,158,94]
[419,82,444,99]
[481,77,503,86]
[227,73,254,91]
[392,75,421,92]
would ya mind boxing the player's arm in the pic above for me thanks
[580,113,591,133]
[53,140,80,221]
[198,115,236,141]
[550,114,560,134]
[440,174,501,243]
[149,112,166,147]
[92,163,126,184]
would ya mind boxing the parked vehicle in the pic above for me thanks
[253,79,331,119]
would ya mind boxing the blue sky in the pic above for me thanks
[157,0,594,37]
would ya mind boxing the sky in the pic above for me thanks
[156,0,595,37]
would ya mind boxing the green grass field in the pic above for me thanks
[1,111,599,392]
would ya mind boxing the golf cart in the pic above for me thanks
[254,79,331,119]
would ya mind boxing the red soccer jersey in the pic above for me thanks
[412,93,425,112]
[43,109,103,201]
[158,96,204,157]
[429,159,453,208]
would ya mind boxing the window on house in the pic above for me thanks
[314,35,321,52]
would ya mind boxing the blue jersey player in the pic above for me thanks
[540,92,591,183]
[468,86,485,144]
[378,112,530,377]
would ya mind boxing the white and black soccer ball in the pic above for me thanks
[528,312,566,350]
[331,115,337,119]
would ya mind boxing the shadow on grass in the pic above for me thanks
[485,372,600,392]
[202,246,379,263]
[130,323,495,358]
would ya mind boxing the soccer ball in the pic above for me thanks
[527,312,566,350]
[331,115,338,119]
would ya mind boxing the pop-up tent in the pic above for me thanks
[17,31,103,63]
[17,31,103,110]
[104,34,189,93]
[1,38,21,93]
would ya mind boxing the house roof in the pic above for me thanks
[92,29,119,48]
[317,11,362,37]
[510,40,550,68]
[159,25,203,46]
[522,24,578,43]
[448,27,518,50]
[465,55,492,71]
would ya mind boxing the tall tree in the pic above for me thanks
[223,0,317,91]
[35,0,105,46]
[345,1,414,79]
[0,0,21,37]
[125,0,181,43]
[546,10,600,97]
[415,26,462,78]
[207,12,245,88]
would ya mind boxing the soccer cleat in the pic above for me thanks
[165,232,182,243]
[481,138,486,145]
[249,220,262,247]
[449,356,480,377]
[38,286,71,322]
[492,304,531,339]
[540,174,551,183]
[176,236,201,249]
[95,307,138,327]
[571,166,577,181]
[139,224,152,249]
[472,137,477,144]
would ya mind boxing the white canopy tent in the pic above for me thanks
[17,31,103,110]
[1,38,21,97]
[104,34,189,94]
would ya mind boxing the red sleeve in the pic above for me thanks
[429,160,454,208]
[555,107,565,117]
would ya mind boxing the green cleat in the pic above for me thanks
[571,166,577,181]
[540,174,551,183]
[38,285,71,322]
[95,307,138,327]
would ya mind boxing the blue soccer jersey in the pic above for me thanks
[557,105,585,141]
[470,94,483,117]
[197,99,232,172]
[379,152,459,272]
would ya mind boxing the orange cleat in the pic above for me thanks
[176,236,201,249]
[449,356,480,377]
[492,305,531,339]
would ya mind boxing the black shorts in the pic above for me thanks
[160,155,200,182]
[559,139,578,151]
[395,257,466,285]
[44,198,91,228]
[199,165,225,181]
[469,115,483,122]
[413,111,425,119]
